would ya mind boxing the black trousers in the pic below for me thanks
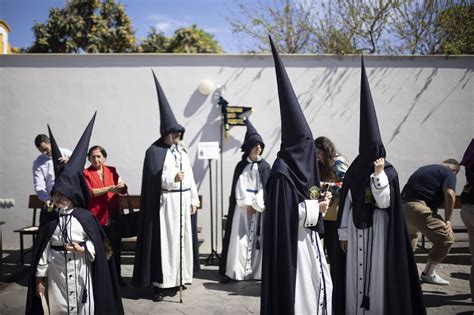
[191,212,201,273]
[323,220,337,263]
[104,212,122,278]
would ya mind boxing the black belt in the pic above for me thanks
[162,188,190,193]
[246,189,258,194]
[51,241,86,251]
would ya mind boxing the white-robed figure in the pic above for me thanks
[132,71,200,303]
[159,141,200,288]
[261,36,333,315]
[36,203,97,313]
[332,58,425,315]
[338,160,390,314]
[26,114,125,315]
[219,120,271,282]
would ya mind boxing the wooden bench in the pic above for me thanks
[17,194,204,265]
[420,196,466,249]
[14,195,43,265]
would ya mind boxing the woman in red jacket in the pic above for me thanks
[83,145,127,285]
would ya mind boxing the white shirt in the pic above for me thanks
[32,148,72,202]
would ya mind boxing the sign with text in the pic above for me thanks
[198,142,220,160]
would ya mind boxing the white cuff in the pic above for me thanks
[303,200,320,228]
[370,171,389,190]
[338,228,348,241]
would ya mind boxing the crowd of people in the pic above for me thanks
[26,36,472,314]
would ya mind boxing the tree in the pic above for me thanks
[312,1,358,54]
[227,0,472,55]
[166,24,223,53]
[135,27,169,53]
[332,0,396,54]
[228,0,316,53]
[436,1,473,54]
[28,0,135,53]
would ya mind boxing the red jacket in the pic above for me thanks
[83,164,127,226]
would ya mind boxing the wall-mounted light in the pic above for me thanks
[198,79,216,95]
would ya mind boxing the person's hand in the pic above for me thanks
[340,240,348,253]
[175,171,185,182]
[112,182,126,193]
[45,200,53,209]
[445,220,453,234]
[246,206,257,215]
[190,205,197,215]
[323,191,332,204]
[116,182,125,189]
[319,201,329,214]
[374,158,385,176]
[58,156,69,164]
[108,185,121,194]
[64,242,85,253]
[36,277,46,297]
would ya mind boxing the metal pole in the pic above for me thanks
[179,149,183,303]
[209,159,214,257]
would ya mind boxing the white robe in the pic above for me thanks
[226,160,265,280]
[338,171,391,315]
[295,200,333,315]
[36,208,96,314]
[153,145,200,289]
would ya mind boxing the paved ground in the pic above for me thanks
[0,248,472,314]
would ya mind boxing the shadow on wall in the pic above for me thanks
[184,88,209,118]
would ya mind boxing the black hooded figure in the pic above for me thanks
[260,36,332,315]
[331,57,425,315]
[219,119,271,282]
[132,71,200,301]
[26,113,124,315]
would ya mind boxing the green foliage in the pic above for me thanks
[135,24,223,53]
[167,24,223,53]
[28,0,135,53]
[228,0,473,55]
[437,2,474,54]
[135,27,169,53]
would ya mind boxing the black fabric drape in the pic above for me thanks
[26,208,124,315]
[132,139,169,287]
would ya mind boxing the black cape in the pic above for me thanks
[26,208,124,315]
[219,156,271,276]
[132,138,169,287]
[332,163,426,315]
[261,158,324,315]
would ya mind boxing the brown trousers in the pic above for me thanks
[403,201,455,264]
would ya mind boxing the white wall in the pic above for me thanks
[0,54,472,252]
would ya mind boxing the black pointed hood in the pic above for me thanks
[152,70,185,139]
[52,112,96,209]
[344,57,388,229]
[461,139,474,167]
[241,119,265,156]
[269,35,320,200]
[359,56,386,160]
[47,124,64,178]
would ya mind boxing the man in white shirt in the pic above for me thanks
[32,134,71,223]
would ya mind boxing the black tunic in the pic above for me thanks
[260,158,324,315]
[132,139,170,287]
[26,208,124,315]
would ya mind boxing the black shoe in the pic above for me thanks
[152,287,164,302]
[220,275,232,284]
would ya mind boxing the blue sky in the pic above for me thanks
[0,0,258,52]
